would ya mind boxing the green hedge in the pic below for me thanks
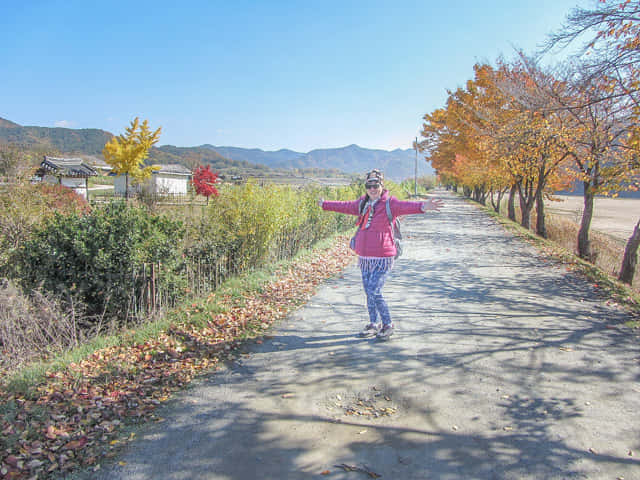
[10,202,185,321]
[7,182,369,326]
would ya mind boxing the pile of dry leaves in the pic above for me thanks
[0,238,354,479]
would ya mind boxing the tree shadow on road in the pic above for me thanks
[87,193,640,479]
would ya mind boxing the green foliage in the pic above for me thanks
[6,181,359,332]
[396,176,438,196]
[10,202,185,320]
[183,182,356,275]
[0,182,89,275]
[0,124,112,156]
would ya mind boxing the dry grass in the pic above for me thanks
[544,213,636,287]
[490,197,639,294]
[0,280,96,372]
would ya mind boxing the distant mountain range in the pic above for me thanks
[0,116,434,181]
[198,144,433,181]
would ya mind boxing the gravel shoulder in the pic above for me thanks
[88,190,640,480]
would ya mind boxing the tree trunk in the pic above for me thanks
[518,181,534,230]
[473,186,486,204]
[577,182,595,260]
[490,190,501,213]
[508,184,517,222]
[125,173,130,201]
[619,218,640,285]
[535,188,547,238]
[479,186,487,205]
[520,204,532,229]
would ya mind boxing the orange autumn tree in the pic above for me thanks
[421,72,496,202]
[482,59,575,237]
[541,70,635,260]
[449,64,522,211]
[546,0,640,281]
[420,107,462,188]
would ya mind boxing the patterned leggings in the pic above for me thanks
[360,261,393,326]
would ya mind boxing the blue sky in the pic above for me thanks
[1,0,592,153]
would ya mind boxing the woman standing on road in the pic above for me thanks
[318,170,443,340]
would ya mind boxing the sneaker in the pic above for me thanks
[359,323,380,337]
[376,324,394,340]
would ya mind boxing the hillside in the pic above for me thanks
[0,117,432,180]
[0,119,113,155]
[152,145,275,176]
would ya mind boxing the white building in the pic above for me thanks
[36,156,98,198]
[113,164,192,196]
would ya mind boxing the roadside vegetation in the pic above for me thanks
[476,198,640,327]
[420,1,640,290]
[0,170,411,479]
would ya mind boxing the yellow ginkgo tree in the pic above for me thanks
[103,117,162,199]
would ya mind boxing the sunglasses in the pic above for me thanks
[365,184,381,189]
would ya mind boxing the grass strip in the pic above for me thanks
[0,234,355,479]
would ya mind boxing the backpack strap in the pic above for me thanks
[386,198,402,239]
[385,198,393,225]
[355,197,367,228]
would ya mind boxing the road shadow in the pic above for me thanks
[86,190,640,480]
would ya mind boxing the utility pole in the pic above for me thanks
[414,137,418,197]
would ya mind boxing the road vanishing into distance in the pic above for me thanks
[85,190,640,480]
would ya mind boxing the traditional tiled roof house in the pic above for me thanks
[36,156,98,198]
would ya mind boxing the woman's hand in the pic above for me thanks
[421,198,444,213]
[317,198,324,207]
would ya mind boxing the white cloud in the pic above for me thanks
[54,120,74,128]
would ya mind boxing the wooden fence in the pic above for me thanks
[126,224,321,318]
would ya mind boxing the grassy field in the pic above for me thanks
[545,195,640,242]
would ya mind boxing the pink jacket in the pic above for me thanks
[321,190,424,257]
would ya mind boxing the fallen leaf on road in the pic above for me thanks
[334,464,381,478]
[63,436,88,450]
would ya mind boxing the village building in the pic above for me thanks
[35,156,98,198]
[81,155,112,175]
[112,164,192,196]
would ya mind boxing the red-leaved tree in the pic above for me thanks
[192,165,220,204]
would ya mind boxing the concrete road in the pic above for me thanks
[88,190,640,480]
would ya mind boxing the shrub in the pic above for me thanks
[0,182,89,275]
[10,202,185,321]
[0,279,87,372]
[181,182,357,289]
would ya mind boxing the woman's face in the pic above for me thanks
[366,184,382,200]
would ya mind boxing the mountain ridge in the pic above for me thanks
[0,117,433,180]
